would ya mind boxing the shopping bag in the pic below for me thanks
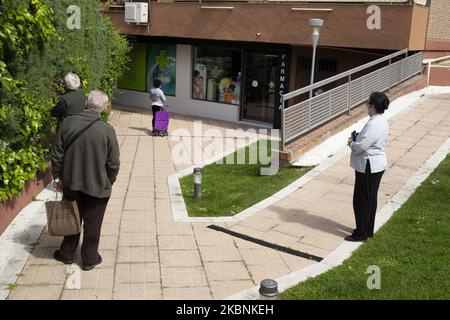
[45,194,81,236]
[154,111,170,132]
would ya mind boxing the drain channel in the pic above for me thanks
[207,225,323,262]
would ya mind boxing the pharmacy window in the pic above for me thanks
[192,47,242,105]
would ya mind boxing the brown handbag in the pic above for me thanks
[44,118,99,236]
[45,193,81,236]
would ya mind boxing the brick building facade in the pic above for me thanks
[425,0,450,58]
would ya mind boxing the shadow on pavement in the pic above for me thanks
[272,205,353,238]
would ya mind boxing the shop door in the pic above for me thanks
[242,53,279,124]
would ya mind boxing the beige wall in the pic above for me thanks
[409,6,429,51]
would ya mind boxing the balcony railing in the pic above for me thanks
[281,50,423,148]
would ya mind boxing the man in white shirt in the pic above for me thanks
[346,92,390,241]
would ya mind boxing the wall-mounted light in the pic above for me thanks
[201,6,234,10]
[291,8,333,12]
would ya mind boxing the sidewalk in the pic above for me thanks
[3,91,449,300]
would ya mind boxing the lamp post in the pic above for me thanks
[309,18,324,100]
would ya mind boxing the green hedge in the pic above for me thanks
[0,0,130,201]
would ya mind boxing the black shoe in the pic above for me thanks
[82,255,102,271]
[53,250,73,264]
[344,235,367,242]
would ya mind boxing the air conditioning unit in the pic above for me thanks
[125,2,148,25]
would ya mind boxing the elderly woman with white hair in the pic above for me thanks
[51,72,87,122]
[51,90,120,270]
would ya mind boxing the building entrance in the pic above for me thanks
[242,52,279,124]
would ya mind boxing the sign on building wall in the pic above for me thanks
[118,43,147,92]
[273,51,289,129]
[279,53,287,110]
[147,44,176,96]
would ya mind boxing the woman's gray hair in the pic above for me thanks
[86,90,109,113]
[63,73,81,90]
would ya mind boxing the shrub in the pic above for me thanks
[0,0,130,201]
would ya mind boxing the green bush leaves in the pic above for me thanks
[0,0,129,201]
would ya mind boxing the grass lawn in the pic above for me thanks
[180,140,312,217]
[434,60,450,67]
[280,154,450,300]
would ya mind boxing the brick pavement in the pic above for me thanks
[6,93,449,300]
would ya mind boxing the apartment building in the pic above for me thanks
[103,0,438,128]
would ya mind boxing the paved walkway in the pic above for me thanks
[5,93,450,300]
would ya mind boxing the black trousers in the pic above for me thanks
[352,160,384,238]
[152,105,162,130]
[59,188,109,265]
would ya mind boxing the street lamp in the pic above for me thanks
[193,167,202,200]
[309,18,324,99]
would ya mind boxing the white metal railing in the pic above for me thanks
[281,50,423,147]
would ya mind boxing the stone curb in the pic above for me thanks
[0,185,56,300]
[1,87,448,300]
[167,141,348,223]
[225,136,449,300]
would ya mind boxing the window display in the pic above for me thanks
[192,47,242,105]
[148,44,176,96]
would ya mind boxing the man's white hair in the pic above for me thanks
[63,73,81,90]
[86,90,109,113]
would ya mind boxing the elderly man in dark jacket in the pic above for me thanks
[51,73,87,123]
[51,90,120,271]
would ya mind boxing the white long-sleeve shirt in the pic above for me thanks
[350,114,388,173]
[150,87,166,107]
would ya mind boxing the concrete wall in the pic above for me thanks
[409,5,429,51]
[114,44,240,123]
[289,47,387,92]
[106,3,426,51]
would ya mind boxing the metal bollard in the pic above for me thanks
[193,167,202,200]
[259,279,278,300]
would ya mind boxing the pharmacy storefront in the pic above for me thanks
[115,39,289,129]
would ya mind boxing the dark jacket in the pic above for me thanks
[51,90,87,121]
[51,110,120,198]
